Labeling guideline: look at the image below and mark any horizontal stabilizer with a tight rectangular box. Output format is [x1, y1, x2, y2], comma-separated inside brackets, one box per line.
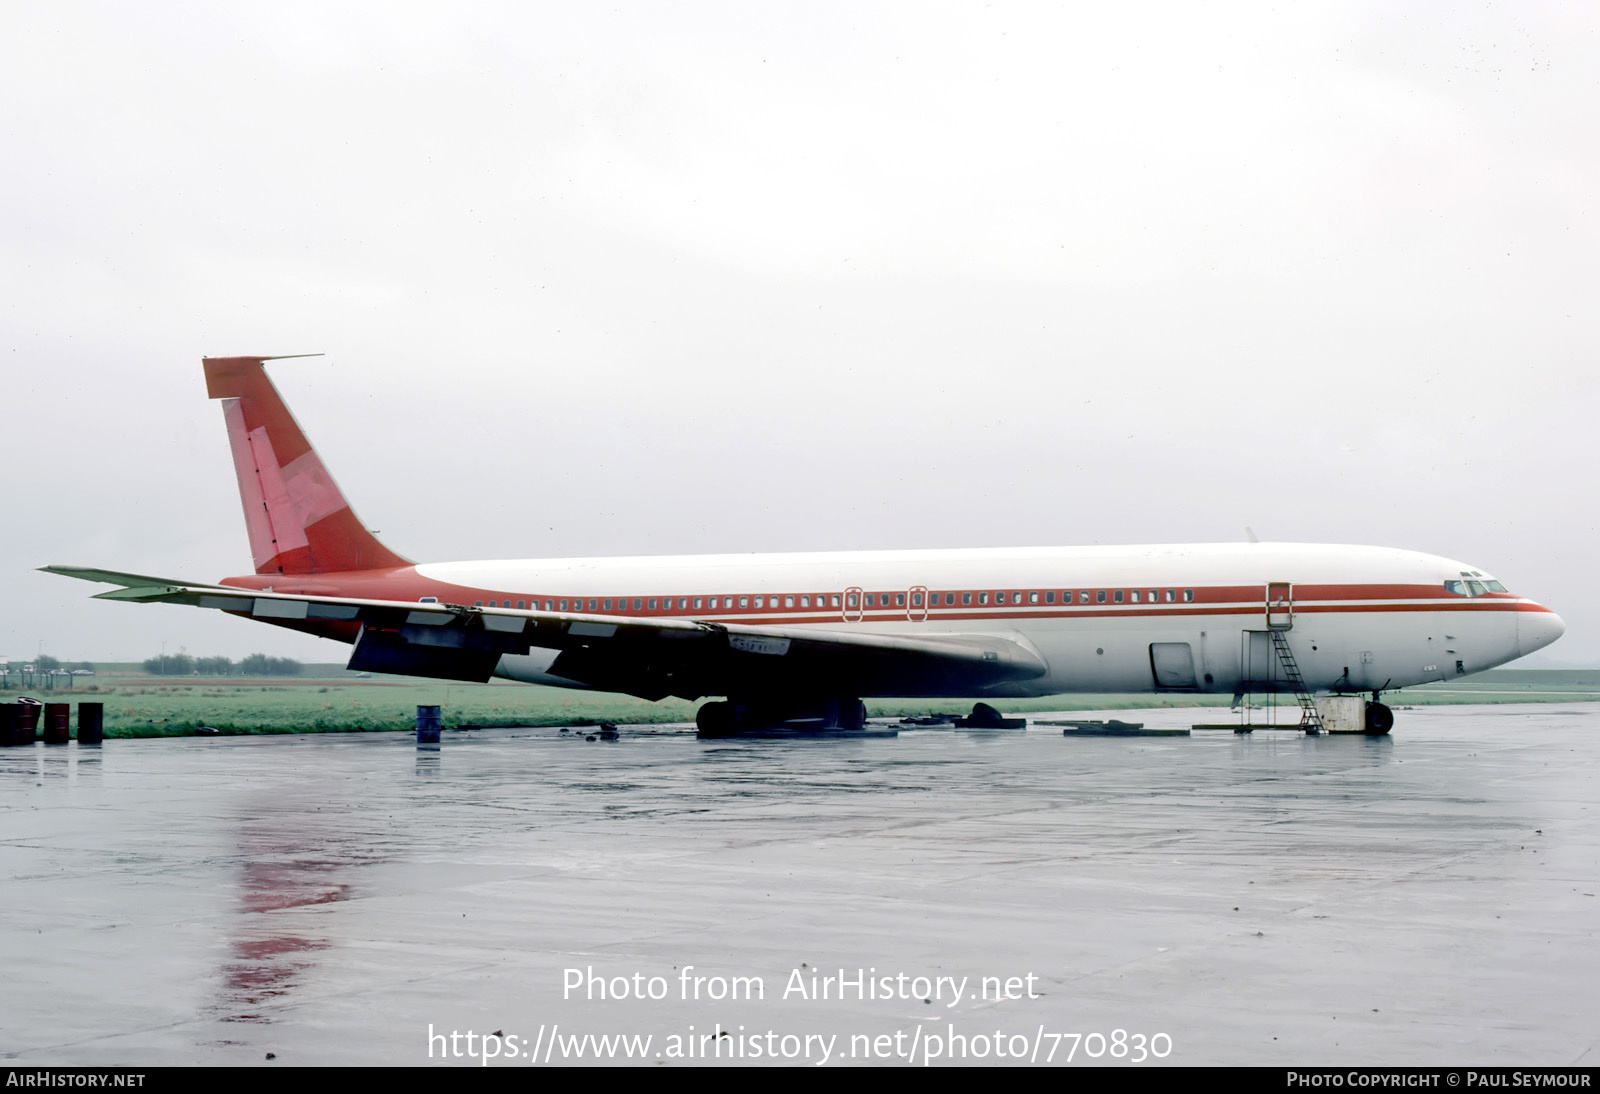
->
[39, 565, 234, 591]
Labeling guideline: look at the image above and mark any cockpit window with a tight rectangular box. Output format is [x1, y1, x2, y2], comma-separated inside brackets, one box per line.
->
[1446, 578, 1507, 597]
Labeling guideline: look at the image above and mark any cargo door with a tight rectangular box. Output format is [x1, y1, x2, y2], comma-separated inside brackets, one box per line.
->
[1149, 642, 1198, 689]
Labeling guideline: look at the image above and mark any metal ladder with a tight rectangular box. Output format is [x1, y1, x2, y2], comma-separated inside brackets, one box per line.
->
[1270, 630, 1324, 734]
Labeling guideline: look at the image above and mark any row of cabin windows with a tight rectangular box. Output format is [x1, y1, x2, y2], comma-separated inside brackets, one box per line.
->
[467, 589, 1197, 612]
[472, 595, 847, 611]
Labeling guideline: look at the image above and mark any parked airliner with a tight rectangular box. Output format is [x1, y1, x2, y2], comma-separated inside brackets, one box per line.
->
[45, 356, 1564, 734]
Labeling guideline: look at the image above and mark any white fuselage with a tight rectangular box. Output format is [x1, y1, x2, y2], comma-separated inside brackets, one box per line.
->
[403, 542, 1562, 698]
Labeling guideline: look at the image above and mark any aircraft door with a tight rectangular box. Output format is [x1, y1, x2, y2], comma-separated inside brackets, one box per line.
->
[843, 587, 863, 623]
[1266, 582, 1293, 630]
[1149, 642, 1198, 689]
[1242, 630, 1274, 687]
[908, 586, 928, 622]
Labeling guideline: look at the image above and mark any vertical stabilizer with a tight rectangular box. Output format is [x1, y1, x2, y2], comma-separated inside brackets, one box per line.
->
[203, 356, 410, 575]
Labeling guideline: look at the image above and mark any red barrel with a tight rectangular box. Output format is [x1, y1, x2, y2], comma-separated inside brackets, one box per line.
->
[43, 703, 71, 744]
[8, 699, 42, 745]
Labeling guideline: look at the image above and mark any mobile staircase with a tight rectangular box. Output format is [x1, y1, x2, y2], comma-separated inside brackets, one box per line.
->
[1269, 629, 1324, 734]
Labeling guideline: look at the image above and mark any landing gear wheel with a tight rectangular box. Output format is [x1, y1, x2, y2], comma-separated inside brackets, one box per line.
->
[1364, 701, 1393, 735]
[696, 701, 734, 737]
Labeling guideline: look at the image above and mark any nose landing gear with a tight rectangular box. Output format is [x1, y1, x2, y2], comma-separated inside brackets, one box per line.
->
[1364, 701, 1394, 735]
[1365, 685, 1393, 735]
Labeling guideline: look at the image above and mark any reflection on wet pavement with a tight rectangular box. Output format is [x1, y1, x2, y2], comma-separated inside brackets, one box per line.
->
[0, 706, 1595, 1065]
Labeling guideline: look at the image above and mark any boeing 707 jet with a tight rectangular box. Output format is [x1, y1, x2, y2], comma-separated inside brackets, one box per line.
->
[44, 356, 1565, 734]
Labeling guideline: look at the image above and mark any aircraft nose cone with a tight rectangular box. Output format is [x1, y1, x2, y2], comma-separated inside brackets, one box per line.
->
[1518, 607, 1566, 657]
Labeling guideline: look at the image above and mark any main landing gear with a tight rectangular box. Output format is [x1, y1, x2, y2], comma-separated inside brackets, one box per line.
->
[695, 696, 868, 737]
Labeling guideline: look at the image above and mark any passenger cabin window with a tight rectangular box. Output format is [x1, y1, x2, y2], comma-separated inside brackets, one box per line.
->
[896, 593, 906, 606]
[1045, 591, 1055, 604]
[1096, 591, 1106, 603]
[979, 593, 989, 605]
[739, 596, 749, 608]
[1183, 590, 1194, 602]
[1114, 591, 1124, 603]
[1080, 591, 1090, 604]
[962, 592, 972, 605]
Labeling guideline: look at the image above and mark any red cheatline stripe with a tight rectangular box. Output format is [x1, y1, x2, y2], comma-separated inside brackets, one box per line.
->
[225, 570, 1548, 622]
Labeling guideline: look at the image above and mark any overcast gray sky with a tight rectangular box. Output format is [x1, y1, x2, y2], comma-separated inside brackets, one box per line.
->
[3, 1, 1595, 667]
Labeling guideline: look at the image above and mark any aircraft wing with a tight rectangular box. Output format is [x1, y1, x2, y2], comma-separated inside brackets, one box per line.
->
[41, 567, 1048, 700]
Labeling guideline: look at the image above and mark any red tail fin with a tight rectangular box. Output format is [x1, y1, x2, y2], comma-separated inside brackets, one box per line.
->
[204, 356, 410, 576]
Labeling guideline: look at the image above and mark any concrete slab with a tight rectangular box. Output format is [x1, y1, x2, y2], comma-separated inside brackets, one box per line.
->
[1, 704, 1596, 1066]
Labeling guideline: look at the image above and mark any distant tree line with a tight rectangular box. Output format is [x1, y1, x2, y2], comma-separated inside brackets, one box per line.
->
[141, 653, 302, 676]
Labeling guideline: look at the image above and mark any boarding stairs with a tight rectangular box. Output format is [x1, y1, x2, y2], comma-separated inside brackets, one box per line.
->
[1269, 630, 1324, 734]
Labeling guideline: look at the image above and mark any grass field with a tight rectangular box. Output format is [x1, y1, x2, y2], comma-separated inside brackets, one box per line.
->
[3, 668, 1596, 739]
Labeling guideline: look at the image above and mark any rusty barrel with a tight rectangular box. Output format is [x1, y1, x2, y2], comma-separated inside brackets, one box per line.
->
[43, 703, 71, 744]
[6, 700, 42, 745]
